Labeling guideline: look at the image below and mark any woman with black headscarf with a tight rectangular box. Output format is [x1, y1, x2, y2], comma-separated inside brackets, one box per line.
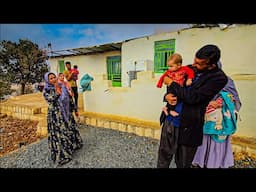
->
[192, 61, 242, 168]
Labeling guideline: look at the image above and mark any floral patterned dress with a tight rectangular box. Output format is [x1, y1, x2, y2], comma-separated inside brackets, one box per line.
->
[43, 86, 83, 165]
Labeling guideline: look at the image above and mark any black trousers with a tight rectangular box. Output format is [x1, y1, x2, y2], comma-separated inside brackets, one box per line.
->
[72, 86, 78, 108]
[157, 119, 198, 168]
[175, 144, 197, 168]
[157, 120, 179, 168]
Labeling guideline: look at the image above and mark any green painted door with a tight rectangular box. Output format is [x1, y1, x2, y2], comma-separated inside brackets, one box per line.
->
[107, 56, 122, 87]
[154, 39, 175, 73]
[58, 60, 65, 73]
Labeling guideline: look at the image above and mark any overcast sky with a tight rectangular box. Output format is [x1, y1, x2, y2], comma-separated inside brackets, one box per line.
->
[0, 24, 190, 51]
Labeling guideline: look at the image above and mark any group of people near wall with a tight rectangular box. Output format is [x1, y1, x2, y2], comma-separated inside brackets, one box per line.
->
[43, 44, 241, 168]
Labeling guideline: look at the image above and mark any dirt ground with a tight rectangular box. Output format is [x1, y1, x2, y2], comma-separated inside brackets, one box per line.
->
[0, 115, 40, 157]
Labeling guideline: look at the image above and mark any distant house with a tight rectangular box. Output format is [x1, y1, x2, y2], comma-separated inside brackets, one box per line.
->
[49, 24, 256, 137]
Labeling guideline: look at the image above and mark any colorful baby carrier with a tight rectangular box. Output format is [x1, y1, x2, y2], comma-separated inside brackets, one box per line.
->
[203, 90, 237, 142]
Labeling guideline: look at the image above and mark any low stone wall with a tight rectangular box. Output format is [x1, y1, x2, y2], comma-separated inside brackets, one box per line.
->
[0, 103, 48, 138]
[79, 111, 161, 140]
[0, 93, 84, 138]
[1, 94, 256, 156]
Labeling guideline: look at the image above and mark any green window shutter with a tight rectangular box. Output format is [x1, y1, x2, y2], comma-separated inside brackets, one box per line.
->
[154, 39, 175, 73]
[58, 60, 65, 73]
[107, 56, 122, 87]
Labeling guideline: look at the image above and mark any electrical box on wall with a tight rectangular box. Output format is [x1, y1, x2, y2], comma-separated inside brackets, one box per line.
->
[134, 60, 153, 71]
[126, 60, 153, 87]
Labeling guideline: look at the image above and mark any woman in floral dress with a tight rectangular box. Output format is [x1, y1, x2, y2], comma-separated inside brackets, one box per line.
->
[43, 72, 83, 165]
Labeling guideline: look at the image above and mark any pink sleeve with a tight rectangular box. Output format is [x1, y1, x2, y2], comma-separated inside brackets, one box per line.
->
[215, 97, 223, 106]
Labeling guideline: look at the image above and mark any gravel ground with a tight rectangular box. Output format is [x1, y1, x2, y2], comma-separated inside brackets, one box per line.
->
[1, 124, 255, 168]
[233, 152, 256, 168]
[0, 125, 177, 168]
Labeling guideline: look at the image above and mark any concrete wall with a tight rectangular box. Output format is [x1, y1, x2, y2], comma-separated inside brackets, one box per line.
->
[121, 25, 256, 84]
[83, 71, 165, 122]
[231, 75, 256, 137]
[49, 50, 121, 89]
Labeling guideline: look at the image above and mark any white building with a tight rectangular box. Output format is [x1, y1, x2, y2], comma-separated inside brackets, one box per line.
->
[49, 24, 256, 137]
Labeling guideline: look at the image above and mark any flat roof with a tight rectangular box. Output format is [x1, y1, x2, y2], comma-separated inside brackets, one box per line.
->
[49, 41, 122, 58]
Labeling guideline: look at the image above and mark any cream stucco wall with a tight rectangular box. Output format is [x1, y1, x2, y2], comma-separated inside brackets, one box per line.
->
[122, 25, 256, 83]
[231, 76, 256, 137]
[49, 50, 121, 88]
[173, 25, 256, 76]
[83, 71, 165, 122]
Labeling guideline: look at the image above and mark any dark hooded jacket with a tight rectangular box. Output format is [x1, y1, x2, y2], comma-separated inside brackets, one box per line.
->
[167, 65, 228, 147]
